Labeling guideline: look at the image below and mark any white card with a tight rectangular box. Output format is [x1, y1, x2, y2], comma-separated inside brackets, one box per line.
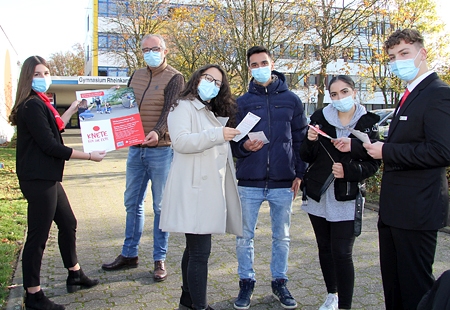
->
[348, 128, 371, 144]
[233, 112, 261, 142]
[248, 131, 269, 144]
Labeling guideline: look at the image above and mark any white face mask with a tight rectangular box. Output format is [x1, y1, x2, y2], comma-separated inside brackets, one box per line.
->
[332, 96, 355, 112]
[389, 49, 422, 81]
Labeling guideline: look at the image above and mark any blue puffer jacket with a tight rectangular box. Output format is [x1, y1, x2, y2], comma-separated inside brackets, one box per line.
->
[231, 71, 308, 188]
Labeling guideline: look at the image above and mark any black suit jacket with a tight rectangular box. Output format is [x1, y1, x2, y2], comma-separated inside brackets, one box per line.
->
[16, 96, 72, 181]
[380, 72, 450, 230]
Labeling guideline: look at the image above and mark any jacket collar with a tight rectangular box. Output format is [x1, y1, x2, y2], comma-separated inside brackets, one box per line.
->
[248, 70, 288, 95]
[388, 72, 439, 141]
[146, 58, 168, 76]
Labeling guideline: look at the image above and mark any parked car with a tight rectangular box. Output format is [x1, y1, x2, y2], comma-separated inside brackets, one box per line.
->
[371, 108, 394, 140]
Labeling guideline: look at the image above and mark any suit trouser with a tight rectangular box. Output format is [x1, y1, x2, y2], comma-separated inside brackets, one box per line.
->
[378, 218, 437, 310]
[20, 180, 78, 288]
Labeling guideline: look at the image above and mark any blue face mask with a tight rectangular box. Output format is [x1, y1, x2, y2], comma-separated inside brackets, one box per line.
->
[198, 79, 220, 101]
[144, 51, 162, 67]
[32, 77, 52, 93]
[332, 96, 355, 112]
[389, 49, 422, 81]
[251, 66, 272, 84]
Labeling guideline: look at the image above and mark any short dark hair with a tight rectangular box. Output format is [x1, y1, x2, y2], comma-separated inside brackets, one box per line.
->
[384, 29, 424, 53]
[328, 75, 356, 91]
[246, 46, 271, 65]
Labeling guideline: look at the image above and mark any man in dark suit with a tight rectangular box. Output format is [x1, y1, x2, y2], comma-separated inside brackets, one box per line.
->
[364, 29, 450, 310]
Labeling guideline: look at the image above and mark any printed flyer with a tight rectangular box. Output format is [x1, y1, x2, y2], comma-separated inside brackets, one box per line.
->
[75, 87, 145, 153]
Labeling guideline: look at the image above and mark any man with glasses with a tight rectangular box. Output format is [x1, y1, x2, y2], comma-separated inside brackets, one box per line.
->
[101, 34, 184, 282]
[231, 46, 307, 309]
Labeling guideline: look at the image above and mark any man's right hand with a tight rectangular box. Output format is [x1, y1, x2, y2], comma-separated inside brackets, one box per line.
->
[243, 138, 264, 152]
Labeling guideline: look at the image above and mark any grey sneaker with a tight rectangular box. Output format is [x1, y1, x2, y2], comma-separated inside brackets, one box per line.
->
[234, 279, 255, 309]
[271, 278, 297, 309]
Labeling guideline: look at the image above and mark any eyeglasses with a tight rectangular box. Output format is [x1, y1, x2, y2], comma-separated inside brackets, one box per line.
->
[142, 46, 162, 53]
[201, 73, 222, 88]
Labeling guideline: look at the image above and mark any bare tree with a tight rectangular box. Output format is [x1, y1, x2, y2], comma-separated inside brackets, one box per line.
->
[358, 0, 448, 107]
[98, 0, 170, 73]
[302, 0, 378, 109]
[47, 43, 85, 76]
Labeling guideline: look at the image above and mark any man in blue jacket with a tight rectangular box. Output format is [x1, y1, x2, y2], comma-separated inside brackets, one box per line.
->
[231, 46, 307, 310]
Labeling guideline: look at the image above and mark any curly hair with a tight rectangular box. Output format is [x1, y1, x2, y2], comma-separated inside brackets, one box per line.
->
[173, 64, 237, 127]
[384, 29, 424, 53]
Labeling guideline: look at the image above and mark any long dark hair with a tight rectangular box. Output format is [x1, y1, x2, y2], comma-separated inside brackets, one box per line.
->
[173, 64, 237, 127]
[9, 56, 48, 125]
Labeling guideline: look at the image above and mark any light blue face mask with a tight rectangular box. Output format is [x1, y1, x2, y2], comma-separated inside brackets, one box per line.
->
[332, 96, 355, 112]
[389, 49, 422, 81]
[32, 77, 52, 93]
[251, 66, 272, 84]
[144, 51, 162, 67]
[198, 79, 220, 101]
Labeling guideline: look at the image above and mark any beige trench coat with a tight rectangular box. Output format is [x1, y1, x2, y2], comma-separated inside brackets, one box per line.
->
[159, 98, 243, 236]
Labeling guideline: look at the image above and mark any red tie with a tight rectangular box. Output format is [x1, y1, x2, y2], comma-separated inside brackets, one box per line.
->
[399, 89, 410, 108]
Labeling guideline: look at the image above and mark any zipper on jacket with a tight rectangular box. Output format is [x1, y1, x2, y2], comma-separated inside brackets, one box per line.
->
[138, 70, 153, 111]
[346, 182, 350, 195]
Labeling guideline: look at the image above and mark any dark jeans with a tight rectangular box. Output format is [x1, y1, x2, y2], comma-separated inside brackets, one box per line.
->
[181, 234, 212, 309]
[20, 180, 78, 288]
[309, 214, 356, 309]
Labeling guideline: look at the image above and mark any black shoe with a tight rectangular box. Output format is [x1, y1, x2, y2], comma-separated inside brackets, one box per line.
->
[66, 269, 99, 293]
[25, 289, 65, 310]
[101, 254, 138, 271]
[271, 278, 297, 309]
[234, 279, 255, 309]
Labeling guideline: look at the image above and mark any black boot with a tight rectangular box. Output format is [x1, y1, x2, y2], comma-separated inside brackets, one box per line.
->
[25, 289, 65, 310]
[66, 268, 99, 293]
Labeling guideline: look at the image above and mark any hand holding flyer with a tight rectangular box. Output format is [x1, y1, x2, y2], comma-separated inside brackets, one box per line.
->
[233, 112, 261, 142]
[308, 124, 333, 139]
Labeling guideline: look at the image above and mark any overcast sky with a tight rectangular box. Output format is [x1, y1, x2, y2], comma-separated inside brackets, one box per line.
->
[0, 0, 449, 64]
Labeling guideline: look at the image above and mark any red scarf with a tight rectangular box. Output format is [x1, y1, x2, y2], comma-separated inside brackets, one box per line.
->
[36, 92, 65, 132]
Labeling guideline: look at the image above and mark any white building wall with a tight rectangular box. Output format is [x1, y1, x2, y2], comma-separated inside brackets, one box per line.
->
[0, 26, 20, 144]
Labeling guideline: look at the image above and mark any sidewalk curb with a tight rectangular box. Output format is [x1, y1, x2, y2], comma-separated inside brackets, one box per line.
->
[5, 237, 25, 310]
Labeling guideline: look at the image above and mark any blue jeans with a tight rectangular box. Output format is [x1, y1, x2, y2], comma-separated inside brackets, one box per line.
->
[236, 186, 294, 280]
[122, 146, 173, 260]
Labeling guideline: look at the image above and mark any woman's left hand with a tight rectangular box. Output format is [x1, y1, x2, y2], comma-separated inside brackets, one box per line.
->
[332, 163, 344, 178]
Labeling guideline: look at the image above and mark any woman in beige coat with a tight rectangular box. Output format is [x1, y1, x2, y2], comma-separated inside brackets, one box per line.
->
[160, 64, 243, 310]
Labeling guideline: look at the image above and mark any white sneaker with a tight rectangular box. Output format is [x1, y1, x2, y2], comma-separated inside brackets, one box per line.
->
[319, 293, 338, 310]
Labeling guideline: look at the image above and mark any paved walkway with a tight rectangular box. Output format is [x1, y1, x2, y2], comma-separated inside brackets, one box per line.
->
[7, 128, 450, 310]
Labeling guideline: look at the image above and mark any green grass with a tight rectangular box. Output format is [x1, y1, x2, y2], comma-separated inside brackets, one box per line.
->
[0, 148, 27, 309]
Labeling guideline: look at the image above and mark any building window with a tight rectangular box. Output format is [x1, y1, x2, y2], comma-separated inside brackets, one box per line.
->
[98, 66, 129, 76]
[98, 0, 119, 17]
[98, 33, 126, 51]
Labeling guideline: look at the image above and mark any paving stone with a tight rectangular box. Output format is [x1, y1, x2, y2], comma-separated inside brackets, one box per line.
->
[6, 128, 450, 310]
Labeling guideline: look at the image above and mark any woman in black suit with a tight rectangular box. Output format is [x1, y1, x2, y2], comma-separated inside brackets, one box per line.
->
[9, 56, 106, 310]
